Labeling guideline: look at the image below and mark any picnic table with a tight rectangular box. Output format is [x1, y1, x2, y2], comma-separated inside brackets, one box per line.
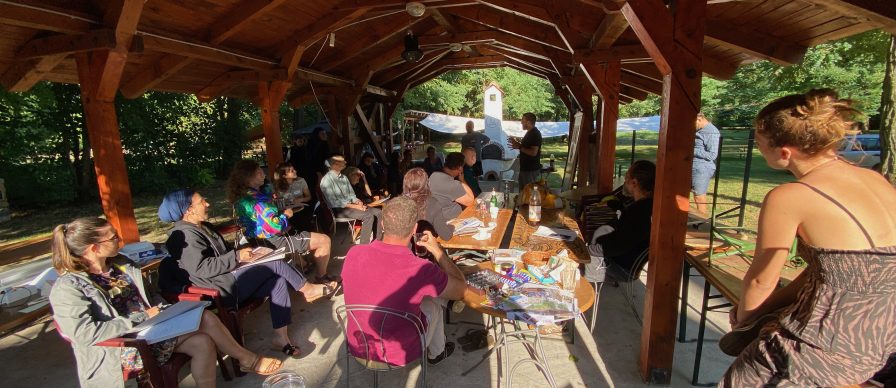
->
[680, 230, 804, 385]
[438, 206, 513, 251]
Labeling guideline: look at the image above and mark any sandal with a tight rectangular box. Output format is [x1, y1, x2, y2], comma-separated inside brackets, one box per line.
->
[240, 354, 283, 375]
[304, 282, 338, 303]
[314, 274, 342, 284]
[270, 343, 302, 359]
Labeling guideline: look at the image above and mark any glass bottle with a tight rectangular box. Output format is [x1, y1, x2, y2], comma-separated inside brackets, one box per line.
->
[528, 184, 541, 225]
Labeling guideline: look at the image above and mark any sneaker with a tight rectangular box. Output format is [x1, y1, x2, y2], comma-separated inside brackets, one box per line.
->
[427, 342, 455, 365]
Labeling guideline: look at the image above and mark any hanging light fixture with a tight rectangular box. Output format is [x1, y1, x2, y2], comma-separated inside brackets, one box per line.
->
[402, 31, 423, 63]
[405, 2, 426, 17]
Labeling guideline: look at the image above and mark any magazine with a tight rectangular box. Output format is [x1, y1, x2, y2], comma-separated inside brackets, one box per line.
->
[127, 300, 210, 344]
[491, 284, 578, 325]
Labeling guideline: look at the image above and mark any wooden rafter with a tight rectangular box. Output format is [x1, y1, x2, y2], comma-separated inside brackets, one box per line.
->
[15, 29, 116, 59]
[374, 49, 452, 85]
[704, 20, 807, 65]
[574, 44, 651, 63]
[444, 5, 570, 52]
[0, 2, 95, 34]
[320, 15, 432, 72]
[1, 54, 67, 92]
[805, 0, 896, 34]
[590, 13, 629, 49]
[121, 0, 283, 98]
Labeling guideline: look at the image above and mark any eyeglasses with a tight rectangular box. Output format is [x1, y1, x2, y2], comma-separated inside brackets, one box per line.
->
[97, 234, 120, 244]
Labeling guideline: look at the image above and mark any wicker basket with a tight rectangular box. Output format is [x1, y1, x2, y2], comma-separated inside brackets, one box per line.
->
[522, 251, 551, 266]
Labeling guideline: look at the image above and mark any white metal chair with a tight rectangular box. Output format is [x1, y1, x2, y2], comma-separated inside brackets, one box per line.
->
[336, 304, 427, 388]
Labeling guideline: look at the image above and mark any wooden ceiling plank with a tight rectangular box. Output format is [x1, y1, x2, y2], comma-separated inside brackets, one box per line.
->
[430, 8, 458, 33]
[16, 29, 116, 59]
[1, 54, 66, 92]
[481, 45, 554, 73]
[0, 3, 95, 34]
[444, 5, 571, 52]
[476, 0, 555, 26]
[378, 49, 452, 85]
[590, 13, 629, 49]
[120, 54, 194, 98]
[141, 34, 273, 70]
[322, 16, 431, 72]
[276, 7, 371, 54]
[329, 22, 442, 75]
[704, 20, 807, 65]
[620, 70, 662, 95]
[208, 0, 289, 44]
[804, 0, 896, 33]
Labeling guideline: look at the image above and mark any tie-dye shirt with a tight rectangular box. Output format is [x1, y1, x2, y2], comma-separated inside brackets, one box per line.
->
[234, 187, 288, 239]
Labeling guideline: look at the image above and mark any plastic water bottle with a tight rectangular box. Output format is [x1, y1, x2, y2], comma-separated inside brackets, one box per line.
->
[528, 184, 541, 225]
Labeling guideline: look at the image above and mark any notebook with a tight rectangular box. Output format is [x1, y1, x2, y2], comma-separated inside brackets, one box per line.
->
[235, 247, 288, 269]
[127, 300, 210, 344]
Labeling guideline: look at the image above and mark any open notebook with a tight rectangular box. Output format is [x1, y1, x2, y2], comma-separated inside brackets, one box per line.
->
[235, 247, 288, 269]
[126, 300, 210, 344]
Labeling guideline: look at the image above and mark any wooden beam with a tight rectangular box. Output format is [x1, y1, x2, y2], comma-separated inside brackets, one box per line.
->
[574, 44, 651, 64]
[0, 3, 95, 34]
[621, 0, 706, 383]
[122, 0, 281, 99]
[566, 74, 595, 186]
[444, 5, 571, 52]
[621, 70, 663, 95]
[704, 20, 807, 65]
[276, 6, 371, 54]
[805, 0, 896, 34]
[197, 69, 288, 102]
[374, 49, 452, 85]
[140, 34, 274, 70]
[590, 13, 629, 49]
[321, 15, 432, 72]
[258, 81, 287, 177]
[208, 0, 289, 43]
[430, 8, 459, 33]
[585, 60, 620, 193]
[1, 54, 66, 92]
[16, 29, 115, 59]
[355, 104, 388, 163]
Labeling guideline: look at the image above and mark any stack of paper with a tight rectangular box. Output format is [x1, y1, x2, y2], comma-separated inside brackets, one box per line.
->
[451, 217, 483, 236]
[532, 226, 578, 241]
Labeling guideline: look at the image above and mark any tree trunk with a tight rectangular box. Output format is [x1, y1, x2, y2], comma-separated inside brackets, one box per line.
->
[880, 34, 896, 184]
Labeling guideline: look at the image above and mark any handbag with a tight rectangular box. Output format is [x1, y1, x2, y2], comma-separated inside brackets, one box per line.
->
[718, 312, 779, 357]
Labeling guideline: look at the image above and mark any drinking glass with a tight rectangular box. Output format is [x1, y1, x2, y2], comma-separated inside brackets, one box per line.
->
[413, 233, 428, 257]
[560, 265, 577, 292]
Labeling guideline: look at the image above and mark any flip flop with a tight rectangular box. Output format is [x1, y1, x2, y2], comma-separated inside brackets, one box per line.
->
[304, 282, 338, 303]
[240, 354, 283, 375]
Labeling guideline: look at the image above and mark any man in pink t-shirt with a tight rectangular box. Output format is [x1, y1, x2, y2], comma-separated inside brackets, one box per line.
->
[342, 196, 467, 367]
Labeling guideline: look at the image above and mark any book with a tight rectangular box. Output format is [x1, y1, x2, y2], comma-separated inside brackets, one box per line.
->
[127, 300, 210, 344]
[532, 226, 578, 241]
[367, 195, 390, 207]
[236, 247, 288, 269]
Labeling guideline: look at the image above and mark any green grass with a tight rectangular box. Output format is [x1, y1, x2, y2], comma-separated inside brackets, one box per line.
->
[442, 130, 794, 231]
[2, 131, 792, 247]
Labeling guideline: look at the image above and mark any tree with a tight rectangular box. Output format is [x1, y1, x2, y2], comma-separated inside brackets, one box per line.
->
[879, 34, 896, 184]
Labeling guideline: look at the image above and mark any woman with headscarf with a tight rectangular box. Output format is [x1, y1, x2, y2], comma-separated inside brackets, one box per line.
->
[159, 189, 336, 358]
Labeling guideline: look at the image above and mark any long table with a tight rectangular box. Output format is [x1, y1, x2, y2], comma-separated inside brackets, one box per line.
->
[508, 208, 590, 264]
[680, 236, 804, 386]
[439, 206, 513, 251]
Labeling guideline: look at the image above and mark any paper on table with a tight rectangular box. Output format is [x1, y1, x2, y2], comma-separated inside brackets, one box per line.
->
[451, 217, 483, 236]
[532, 226, 577, 241]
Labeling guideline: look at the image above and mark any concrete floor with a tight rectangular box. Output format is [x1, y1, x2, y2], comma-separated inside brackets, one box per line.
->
[0, 257, 737, 388]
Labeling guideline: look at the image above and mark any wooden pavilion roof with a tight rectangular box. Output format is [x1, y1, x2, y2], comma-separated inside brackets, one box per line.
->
[1, 0, 894, 106]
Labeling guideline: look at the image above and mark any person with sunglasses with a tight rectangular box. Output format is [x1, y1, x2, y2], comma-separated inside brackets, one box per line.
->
[49, 217, 281, 388]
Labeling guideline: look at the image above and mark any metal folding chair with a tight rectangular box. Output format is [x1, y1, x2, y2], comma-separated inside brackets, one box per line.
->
[336, 304, 427, 388]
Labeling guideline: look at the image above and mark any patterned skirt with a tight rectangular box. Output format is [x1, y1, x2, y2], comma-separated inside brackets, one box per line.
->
[120, 337, 179, 372]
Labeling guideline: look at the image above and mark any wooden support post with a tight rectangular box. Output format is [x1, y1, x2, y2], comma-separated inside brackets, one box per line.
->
[72, 0, 144, 244]
[567, 75, 595, 187]
[257, 81, 287, 177]
[621, 0, 706, 384]
[586, 60, 621, 193]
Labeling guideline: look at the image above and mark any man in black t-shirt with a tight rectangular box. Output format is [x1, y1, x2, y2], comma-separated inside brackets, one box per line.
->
[508, 112, 542, 188]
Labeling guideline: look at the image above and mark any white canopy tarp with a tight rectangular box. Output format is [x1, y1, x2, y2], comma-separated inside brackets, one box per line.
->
[417, 113, 661, 136]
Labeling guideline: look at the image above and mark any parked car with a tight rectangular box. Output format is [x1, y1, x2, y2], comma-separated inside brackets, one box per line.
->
[838, 133, 881, 169]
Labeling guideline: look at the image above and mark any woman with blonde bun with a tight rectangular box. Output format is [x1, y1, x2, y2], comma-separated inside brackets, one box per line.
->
[722, 89, 896, 386]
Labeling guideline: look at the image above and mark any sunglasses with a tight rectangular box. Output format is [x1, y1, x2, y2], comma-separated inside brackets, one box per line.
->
[97, 233, 120, 244]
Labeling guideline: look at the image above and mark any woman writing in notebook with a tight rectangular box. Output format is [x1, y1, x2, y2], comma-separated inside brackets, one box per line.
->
[722, 89, 896, 386]
[49, 217, 281, 388]
[160, 189, 336, 358]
